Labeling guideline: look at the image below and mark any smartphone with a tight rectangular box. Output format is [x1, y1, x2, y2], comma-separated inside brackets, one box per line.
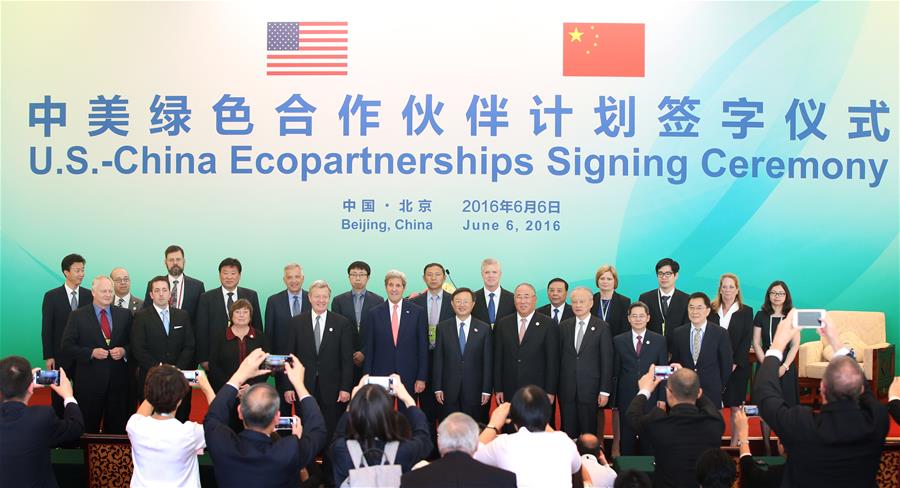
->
[743, 405, 759, 416]
[275, 416, 295, 430]
[181, 370, 199, 384]
[366, 376, 394, 394]
[33, 369, 60, 386]
[654, 365, 674, 380]
[793, 309, 826, 328]
[264, 355, 291, 372]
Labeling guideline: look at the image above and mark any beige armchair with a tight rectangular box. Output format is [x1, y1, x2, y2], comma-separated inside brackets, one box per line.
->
[798, 311, 895, 400]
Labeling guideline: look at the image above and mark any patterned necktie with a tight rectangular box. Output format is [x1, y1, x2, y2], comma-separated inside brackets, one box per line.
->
[518, 317, 527, 344]
[161, 308, 170, 335]
[70, 291, 78, 311]
[459, 322, 467, 355]
[170, 280, 179, 308]
[291, 295, 301, 316]
[692, 327, 702, 364]
[635, 335, 643, 356]
[117, 297, 125, 308]
[226, 292, 235, 314]
[488, 293, 497, 324]
[100, 309, 112, 346]
[314, 315, 322, 352]
[575, 320, 586, 352]
[391, 303, 400, 346]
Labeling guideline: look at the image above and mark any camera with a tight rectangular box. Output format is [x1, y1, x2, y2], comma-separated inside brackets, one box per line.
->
[366, 376, 394, 394]
[793, 309, 826, 329]
[33, 370, 60, 386]
[654, 365, 675, 380]
[743, 405, 759, 416]
[275, 416, 296, 430]
[264, 355, 291, 373]
[181, 370, 199, 384]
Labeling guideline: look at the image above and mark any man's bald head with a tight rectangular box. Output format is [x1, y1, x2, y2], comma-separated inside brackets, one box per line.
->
[667, 368, 701, 404]
[822, 355, 865, 404]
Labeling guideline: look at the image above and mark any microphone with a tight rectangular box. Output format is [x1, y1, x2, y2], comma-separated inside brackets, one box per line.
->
[444, 268, 458, 289]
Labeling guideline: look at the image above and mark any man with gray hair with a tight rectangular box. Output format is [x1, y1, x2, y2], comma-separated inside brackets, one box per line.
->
[472, 258, 515, 328]
[264, 263, 311, 416]
[754, 313, 888, 488]
[400, 413, 516, 487]
[205, 348, 326, 487]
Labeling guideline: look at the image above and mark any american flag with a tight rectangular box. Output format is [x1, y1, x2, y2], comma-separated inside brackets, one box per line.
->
[267, 22, 348, 76]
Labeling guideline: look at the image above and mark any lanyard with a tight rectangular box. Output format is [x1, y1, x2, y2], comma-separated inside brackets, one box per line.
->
[599, 296, 612, 322]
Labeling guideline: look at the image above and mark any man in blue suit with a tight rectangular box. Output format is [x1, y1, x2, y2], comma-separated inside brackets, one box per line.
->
[670, 292, 733, 409]
[363, 269, 428, 408]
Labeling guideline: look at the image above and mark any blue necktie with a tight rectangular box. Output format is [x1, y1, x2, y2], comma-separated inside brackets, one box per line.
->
[488, 293, 496, 324]
[291, 295, 301, 316]
[459, 322, 466, 354]
[161, 309, 170, 335]
[553, 308, 560, 324]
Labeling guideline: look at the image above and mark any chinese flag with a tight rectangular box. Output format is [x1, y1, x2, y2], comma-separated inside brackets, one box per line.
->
[563, 23, 644, 77]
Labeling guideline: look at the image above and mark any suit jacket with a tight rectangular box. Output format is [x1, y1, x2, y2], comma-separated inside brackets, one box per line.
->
[472, 287, 515, 327]
[590, 292, 631, 337]
[114, 295, 143, 315]
[42, 285, 93, 368]
[331, 289, 384, 352]
[707, 304, 753, 369]
[753, 355, 888, 488]
[0, 401, 84, 488]
[612, 330, 668, 409]
[626, 393, 724, 488]
[142, 274, 205, 325]
[195, 286, 263, 363]
[130, 306, 195, 373]
[537, 303, 574, 325]
[670, 322, 733, 407]
[400, 451, 517, 488]
[558, 316, 613, 403]
[638, 288, 689, 347]
[493, 312, 559, 398]
[61, 304, 133, 394]
[432, 317, 492, 405]
[204, 384, 326, 488]
[363, 299, 428, 392]
[278, 312, 354, 403]
[740, 455, 784, 488]
[208, 327, 270, 392]
[264, 289, 310, 355]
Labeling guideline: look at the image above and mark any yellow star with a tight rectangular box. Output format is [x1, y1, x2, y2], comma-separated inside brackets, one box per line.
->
[569, 27, 584, 42]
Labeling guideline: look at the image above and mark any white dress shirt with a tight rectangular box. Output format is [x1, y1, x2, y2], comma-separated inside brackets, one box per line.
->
[126, 414, 206, 488]
[581, 454, 617, 487]
[717, 302, 739, 330]
[483, 287, 503, 309]
[114, 293, 132, 309]
[475, 428, 581, 488]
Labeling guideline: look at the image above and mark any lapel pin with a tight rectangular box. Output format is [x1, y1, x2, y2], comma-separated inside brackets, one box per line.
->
[535, 322, 541, 326]
[329, 328, 333, 332]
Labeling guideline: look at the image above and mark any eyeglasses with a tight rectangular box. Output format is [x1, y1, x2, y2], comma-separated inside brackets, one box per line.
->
[657, 271, 674, 277]
[349, 273, 368, 278]
[628, 314, 647, 319]
[112, 277, 130, 284]
[769, 291, 786, 297]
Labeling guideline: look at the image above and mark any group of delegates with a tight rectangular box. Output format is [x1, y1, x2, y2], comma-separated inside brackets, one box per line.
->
[16, 244, 898, 487]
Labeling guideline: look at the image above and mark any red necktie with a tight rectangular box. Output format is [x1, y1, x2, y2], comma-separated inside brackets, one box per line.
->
[100, 309, 112, 345]
[635, 335, 643, 356]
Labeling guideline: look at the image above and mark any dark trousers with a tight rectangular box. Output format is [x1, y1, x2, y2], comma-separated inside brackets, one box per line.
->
[617, 406, 655, 456]
[77, 384, 129, 434]
[560, 400, 601, 439]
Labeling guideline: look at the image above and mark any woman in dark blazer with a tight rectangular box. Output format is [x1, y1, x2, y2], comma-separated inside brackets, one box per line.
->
[331, 374, 432, 486]
[708, 273, 753, 447]
[208, 299, 269, 430]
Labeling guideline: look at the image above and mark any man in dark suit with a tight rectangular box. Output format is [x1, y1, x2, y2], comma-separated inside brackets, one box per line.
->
[626, 365, 724, 488]
[638, 257, 689, 348]
[280, 280, 353, 437]
[433, 288, 492, 423]
[41, 253, 93, 418]
[331, 260, 385, 381]
[363, 270, 428, 406]
[889, 377, 900, 424]
[670, 292, 733, 408]
[410, 263, 454, 452]
[754, 313, 889, 488]
[612, 301, 668, 455]
[0, 356, 84, 488]
[131, 276, 195, 421]
[264, 262, 310, 416]
[61, 275, 133, 434]
[205, 348, 326, 488]
[472, 258, 515, 328]
[536, 277, 575, 325]
[142, 244, 205, 326]
[400, 412, 516, 488]
[493, 283, 559, 406]
[558, 287, 613, 438]
[110, 267, 143, 314]
[195, 257, 262, 369]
